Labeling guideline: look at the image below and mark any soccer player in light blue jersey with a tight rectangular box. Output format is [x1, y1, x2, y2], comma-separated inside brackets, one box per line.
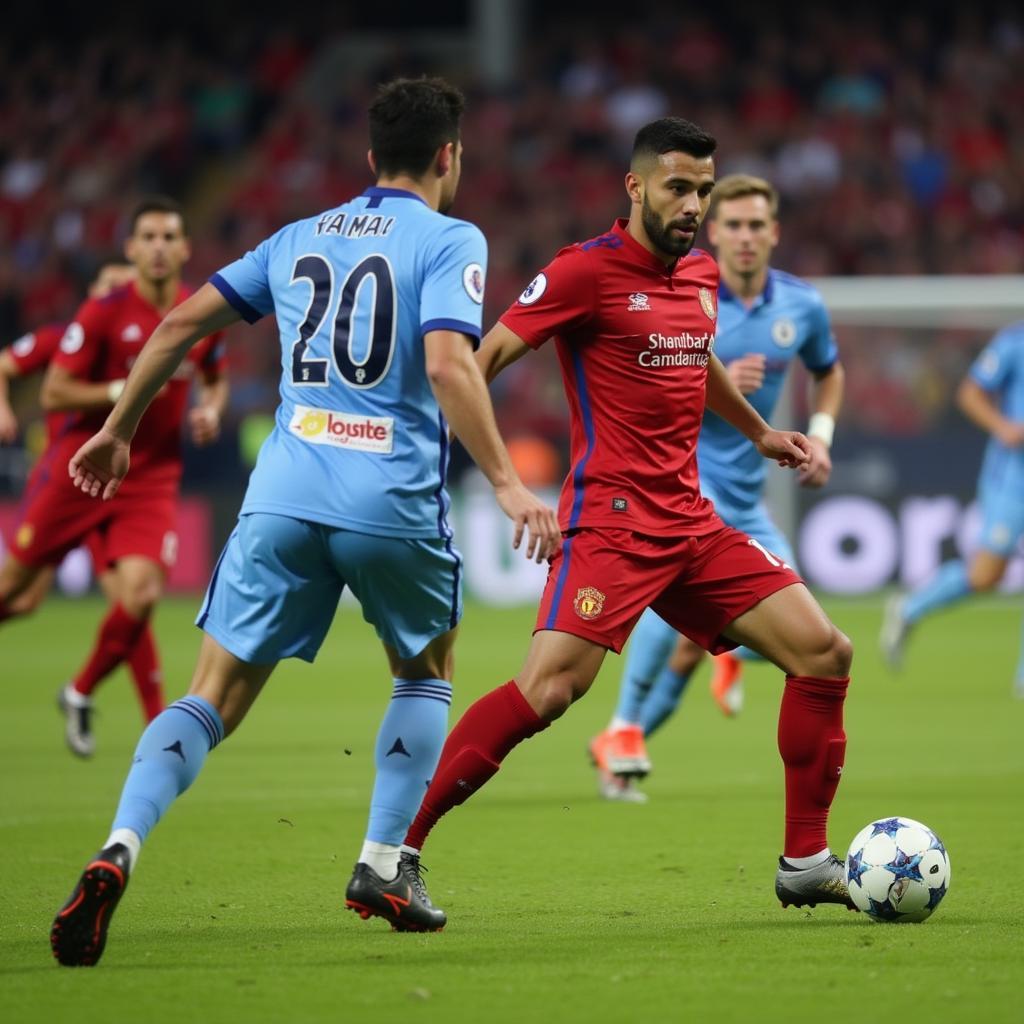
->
[881, 322, 1024, 696]
[50, 77, 560, 966]
[588, 174, 845, 801]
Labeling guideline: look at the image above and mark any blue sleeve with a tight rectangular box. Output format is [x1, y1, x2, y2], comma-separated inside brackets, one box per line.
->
[420, 220, 487, 347]
[969, 330, 1016, 393]
[799, 295, 839, 373]
[209, 236, 274, 324]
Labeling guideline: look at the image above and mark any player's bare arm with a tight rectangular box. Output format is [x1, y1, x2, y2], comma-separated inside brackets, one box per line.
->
[704, 352, 810, 468]
[800, 359, 845, 488]
[188, 374, 230, 447]
[0, 349, 18, 442]
[424, 327, 560, 562]
[725, 352, 766, 395]
[40, 363, 128, 415]
[69, 284, 240, 500]
[956, 375, 1024, 448]
[475, 321, 533, 384]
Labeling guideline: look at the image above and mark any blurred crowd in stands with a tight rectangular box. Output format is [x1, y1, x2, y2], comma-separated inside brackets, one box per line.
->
[1, 3, 1022, 481]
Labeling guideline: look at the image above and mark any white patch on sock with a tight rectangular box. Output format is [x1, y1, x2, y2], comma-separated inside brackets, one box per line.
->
[783, 848, 831, 870]
[105, 828, 142, 872]
[609, 716, 638, 731]
[63, 684, 91, 707]
[359, 840, 400, 879]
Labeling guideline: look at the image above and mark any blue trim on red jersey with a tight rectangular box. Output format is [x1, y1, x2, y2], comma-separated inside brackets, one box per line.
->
[209, 272, 263, 324]
[544, 348, 596, 629]
[361, 187, 429, 207]
[422, 317, 481, 348]
[567, 348, 597, 528]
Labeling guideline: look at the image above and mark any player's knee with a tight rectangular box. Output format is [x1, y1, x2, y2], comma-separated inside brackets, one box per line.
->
[669, 636, 704, 675]
[968, 563, 1003, 592]
[519, 669, 589, 722]
[828, 628, 854, 677]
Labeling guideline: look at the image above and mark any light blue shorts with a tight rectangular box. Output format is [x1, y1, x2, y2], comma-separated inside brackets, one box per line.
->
[196, 513, 462, 664]
[977, 480, 1024, 557]
[701, 479, 797, 569]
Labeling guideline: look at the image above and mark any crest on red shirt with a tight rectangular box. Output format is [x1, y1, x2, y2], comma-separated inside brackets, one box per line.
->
[573, 586, 606, 620]
[698, 287, 717, 321]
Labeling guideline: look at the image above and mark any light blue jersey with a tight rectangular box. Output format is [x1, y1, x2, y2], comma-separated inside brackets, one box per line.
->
[210, 186, 487, 538]
[968, 323, 1024, 555]
[699, 270, 838, 510]
[970, 322, 1024, 496]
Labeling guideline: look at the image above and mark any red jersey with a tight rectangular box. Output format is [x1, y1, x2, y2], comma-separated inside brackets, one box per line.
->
[52, 282, 226, 486]
[500, 219, 721, 537]
[7, 322, 69, 442]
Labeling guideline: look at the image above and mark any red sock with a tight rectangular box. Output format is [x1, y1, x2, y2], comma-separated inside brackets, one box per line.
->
[404, 680, 547, 851]
[777, 675, 849, 859]
[127, 624, 165, 721]
[72, 604, 149, 697]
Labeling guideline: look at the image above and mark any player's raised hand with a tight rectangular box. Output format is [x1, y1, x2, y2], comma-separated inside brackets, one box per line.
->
[726, 353, 766, 395]
[188, 405, 221, 446]
[995, 420, 1024, 448]
[494, 480, 562, 563]
[0, 403, 17, 443]
[798, 435, 833, 487]
[755, 428, 811, 469]
[68, 427, 131, 500]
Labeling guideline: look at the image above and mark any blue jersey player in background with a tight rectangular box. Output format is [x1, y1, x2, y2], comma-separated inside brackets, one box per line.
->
[51, 77, 560, 966]
[881, 321, 1024, 697]
[588, 174, 845, 802]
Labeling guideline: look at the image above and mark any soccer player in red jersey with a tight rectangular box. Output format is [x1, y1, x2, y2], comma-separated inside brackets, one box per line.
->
[0, 200, 228, 756]
[400, 118, 856, 916]
[0, 263, 170, 726]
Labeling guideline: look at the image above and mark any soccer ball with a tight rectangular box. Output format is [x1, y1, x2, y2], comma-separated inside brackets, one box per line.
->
[845, 816, 951, 922]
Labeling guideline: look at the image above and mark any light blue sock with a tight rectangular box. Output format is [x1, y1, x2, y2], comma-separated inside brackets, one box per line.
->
[904, 561, 972, 625]
[111, 696, 225, 843]
[614, 609, 679, 723]
[365, 678, 451, 845]
[639, 665, 693, 737]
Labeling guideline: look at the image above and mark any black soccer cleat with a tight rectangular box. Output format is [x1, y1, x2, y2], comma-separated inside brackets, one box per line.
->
[775, 854, 858, 911]
[50, 843, 131, 966]
[345, 851, 446, 932]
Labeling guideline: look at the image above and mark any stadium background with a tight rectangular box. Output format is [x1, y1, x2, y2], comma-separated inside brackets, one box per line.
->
[2, 0, 1023, 599]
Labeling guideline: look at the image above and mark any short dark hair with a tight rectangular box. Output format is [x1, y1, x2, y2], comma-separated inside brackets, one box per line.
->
[128, 195, 188, 235]
[631, 117, 717, 169]
[709, 173, 779, 219]
[368, 76, 465, 178]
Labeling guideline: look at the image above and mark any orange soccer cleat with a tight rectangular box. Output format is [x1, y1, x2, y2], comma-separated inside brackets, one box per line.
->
[710, 652, 744, 717]
[588, 724, 651, 779]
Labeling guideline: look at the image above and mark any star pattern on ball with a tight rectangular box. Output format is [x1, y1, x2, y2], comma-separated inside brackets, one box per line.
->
[847, 848, 869, 888]
[885, 847, 924, 882]
[926, 880, 948, 911]
[867, 895, 901, 921]
[869, 817, 904, 839]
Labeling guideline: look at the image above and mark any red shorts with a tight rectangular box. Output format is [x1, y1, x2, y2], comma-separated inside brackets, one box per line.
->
[7, 448, 178, 572]
[535, 525, 802, 654]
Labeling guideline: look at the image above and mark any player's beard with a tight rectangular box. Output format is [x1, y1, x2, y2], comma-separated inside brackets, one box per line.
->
[641, 195, 697, 259]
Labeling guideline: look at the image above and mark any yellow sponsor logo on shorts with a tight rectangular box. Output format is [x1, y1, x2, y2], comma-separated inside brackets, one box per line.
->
[15, 523, 34, 549]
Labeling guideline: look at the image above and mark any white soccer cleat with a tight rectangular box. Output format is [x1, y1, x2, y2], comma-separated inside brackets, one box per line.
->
[879, 593, 911, 671]
[596, 768, 649, 804]
[57, 685, 95, 758]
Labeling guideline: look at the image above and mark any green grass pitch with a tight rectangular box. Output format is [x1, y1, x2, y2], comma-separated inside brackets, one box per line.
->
[3, 594, 1022, 1023]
